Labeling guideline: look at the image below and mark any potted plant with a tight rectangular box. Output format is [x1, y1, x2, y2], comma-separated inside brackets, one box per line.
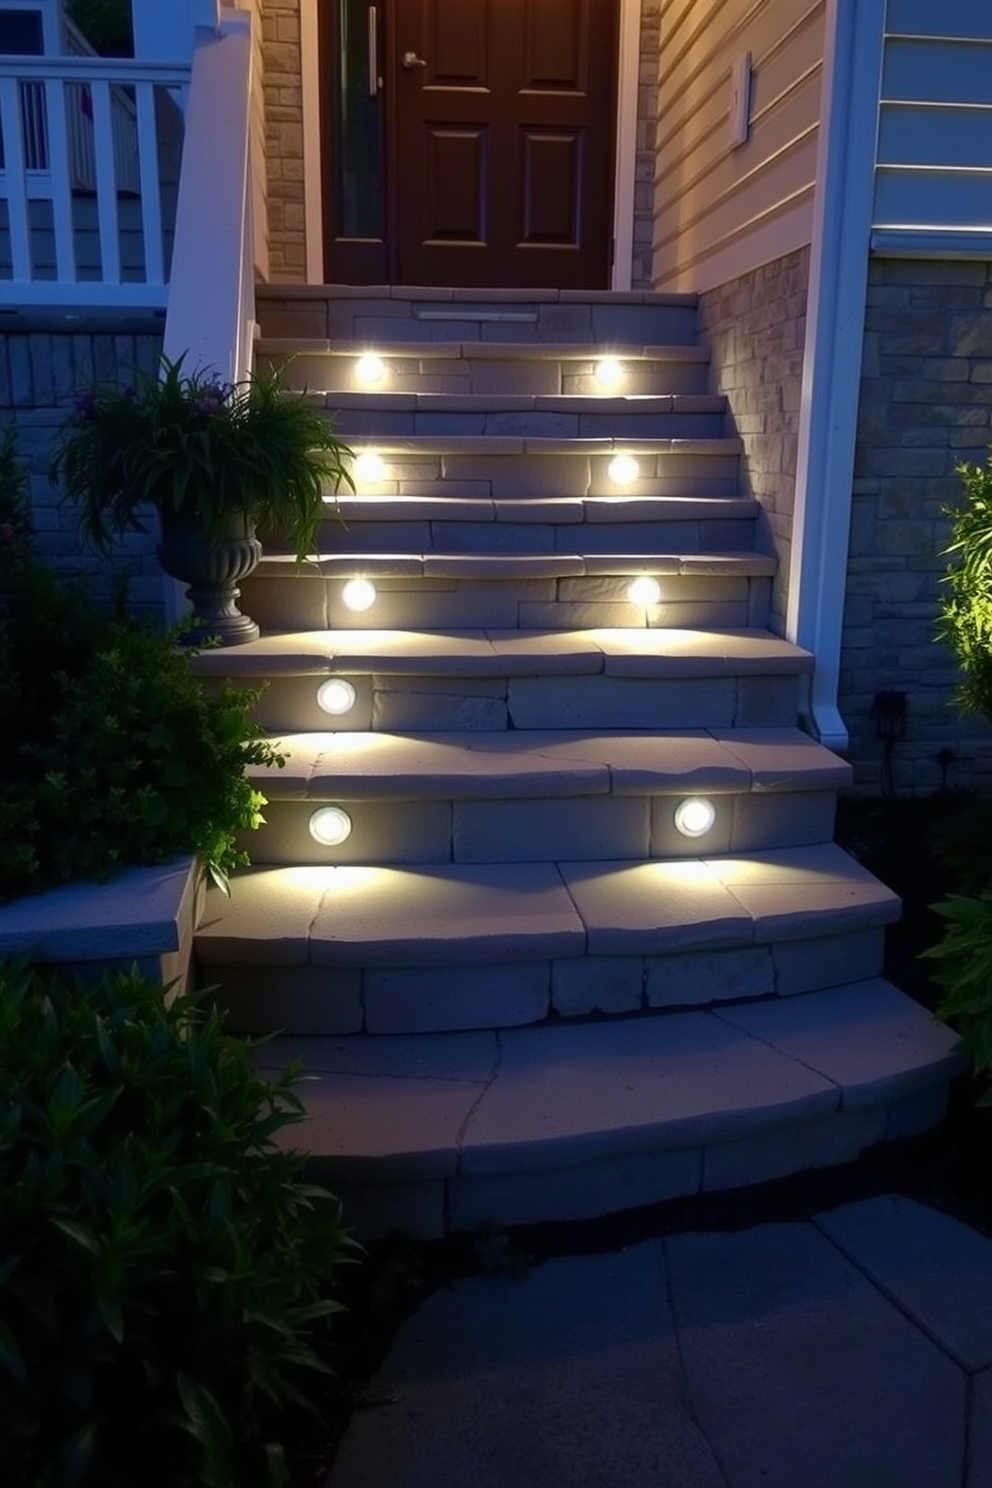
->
[50, 354, 354, 644]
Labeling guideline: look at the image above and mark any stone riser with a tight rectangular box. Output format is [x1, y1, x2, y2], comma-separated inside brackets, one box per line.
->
[309, 514, 759, 556]
[261, 347, 712, 398]
[256, 290, 701, 347]
[202, 924, 888, 1038]
[247, 671, 802, 734]
[242, 573, 772, 634]
[245, 787, 837, 867]
[333, 405, 726, 441]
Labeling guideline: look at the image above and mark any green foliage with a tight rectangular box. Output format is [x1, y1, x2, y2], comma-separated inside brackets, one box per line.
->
[50, 355, 354, 564]
[0, 961, 357, 1488]
[0, 425, 283, 899]
[923, 892, 992, 1105]
[936, 451, 992, 722]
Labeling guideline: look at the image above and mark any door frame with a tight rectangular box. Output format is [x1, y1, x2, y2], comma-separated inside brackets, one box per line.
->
[299, 0, 641, 290]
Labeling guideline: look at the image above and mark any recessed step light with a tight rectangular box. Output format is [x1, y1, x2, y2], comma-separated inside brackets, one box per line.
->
[355, 354, 386, 385]
[627, 575, 662, 606]
[595, 357, 624, 388]
[317, 678, 358, 716]
[674, 797, 717, 838]
[342, 577, 377, 612]
[608, 453, 639, 485]
[308, 806, 353, 846]
[353, 450, 387, 483]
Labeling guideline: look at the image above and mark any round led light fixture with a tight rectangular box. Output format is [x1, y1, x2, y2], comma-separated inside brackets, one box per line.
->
[595, 357, 624, 389]
[355, 354, 386, 385]
[674, 797, 717, 839]
[317, 677, 358, 716]
[309, 805, 353, 846]
[608, 453, 640, 485]
[342, 577, 377, 612]
[353, 449, 387, 483]
[627, 575, 661, 606]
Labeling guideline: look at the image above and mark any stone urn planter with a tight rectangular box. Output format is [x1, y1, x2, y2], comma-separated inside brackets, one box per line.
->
[157, 504, 263, 645]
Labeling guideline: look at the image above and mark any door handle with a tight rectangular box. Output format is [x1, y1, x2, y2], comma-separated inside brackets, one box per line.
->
[368, 6, 379, 96]
[402, 51, 427, 69]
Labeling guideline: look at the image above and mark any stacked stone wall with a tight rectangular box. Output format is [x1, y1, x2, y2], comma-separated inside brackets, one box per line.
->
[260, 0, 306, 282]
[842, 259, 992, 795]
[694, 248, 808, 636]
[0, 330, 166, 616]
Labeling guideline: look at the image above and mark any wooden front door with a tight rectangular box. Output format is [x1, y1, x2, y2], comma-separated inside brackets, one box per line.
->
[320, 0, 619, 289]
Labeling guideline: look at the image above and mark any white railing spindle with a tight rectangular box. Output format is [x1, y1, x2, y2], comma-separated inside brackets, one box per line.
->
[0, 75, 32, 281]
[43, 77, 76, 283]
[89, 79, 120, 285]
[135, 81, 163, 285]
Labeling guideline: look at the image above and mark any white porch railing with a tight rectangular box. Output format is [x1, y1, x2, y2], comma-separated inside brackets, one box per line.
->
[0, 55, 190, 307]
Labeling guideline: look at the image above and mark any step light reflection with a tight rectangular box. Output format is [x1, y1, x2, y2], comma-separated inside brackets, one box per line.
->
[608, 453, 640, 485]
[317, 678, 358, 716]
[674, 797, 717, 839]
[309, 806, 353, 846]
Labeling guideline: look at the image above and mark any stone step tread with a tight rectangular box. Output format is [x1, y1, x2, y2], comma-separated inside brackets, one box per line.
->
[310, 392, 725, 414]
[195, 845, 900, 970]
[251, 727, 851, 800]
[253, 980, 961, 1180]
[314, 495, 758, 524]
[260, 338, 711, 363]
[190, 627, 814, 679]
[258, 551, 777, 579]
[332, 434, 742, 456]
[257, 286, 699, 307]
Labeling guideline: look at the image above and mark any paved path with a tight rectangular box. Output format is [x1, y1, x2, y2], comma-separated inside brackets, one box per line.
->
[330, 1194, 992, 1488]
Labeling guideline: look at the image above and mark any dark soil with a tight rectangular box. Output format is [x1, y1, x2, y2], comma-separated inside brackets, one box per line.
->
[291, 791, 992, 1485]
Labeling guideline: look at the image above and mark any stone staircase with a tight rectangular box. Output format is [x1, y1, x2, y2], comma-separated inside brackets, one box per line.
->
[190, 286, 961, 1239]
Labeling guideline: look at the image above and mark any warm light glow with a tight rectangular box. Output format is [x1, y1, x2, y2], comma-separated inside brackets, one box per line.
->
[608, 453, 640, 485]
[355, 354, 386, 385]
[595, 357, 624, 388]
[317, 678, 358, 716]
[674, 797, 717, 839]
[342, 577, 377, 612]
[627, 575, 662, 606]
[309, 806, 353, 846]
[353, 450, 387, 483]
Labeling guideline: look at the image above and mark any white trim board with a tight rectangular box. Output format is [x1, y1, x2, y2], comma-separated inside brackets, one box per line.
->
[300, 0, 643, 290]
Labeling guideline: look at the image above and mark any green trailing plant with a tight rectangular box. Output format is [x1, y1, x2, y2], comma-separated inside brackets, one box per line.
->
[50, 355, 354, 563]
[0, 430, 283, 899]
[936, 450, 992, 723]
[923, 892, 992, 1105]
[0, 960, 357, 1488]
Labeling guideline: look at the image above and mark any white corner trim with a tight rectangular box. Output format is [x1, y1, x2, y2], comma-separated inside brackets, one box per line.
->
[786, 0, 885, 753]
[301, 0, 323, 284]
[612, 0, 640, 292]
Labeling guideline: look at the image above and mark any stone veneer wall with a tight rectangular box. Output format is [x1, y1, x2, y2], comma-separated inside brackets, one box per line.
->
[631, 0, 658, 291]
[693, 248, 809, 636]
[0, 329, 166, 614]
[260, 0, 305, 281]
[842, 259, 992, 794]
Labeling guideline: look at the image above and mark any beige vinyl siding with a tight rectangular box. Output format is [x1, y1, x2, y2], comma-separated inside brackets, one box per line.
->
[652, 0, 825, 292]
[875, 4, 992, 237]
[236, 0, 269, 281]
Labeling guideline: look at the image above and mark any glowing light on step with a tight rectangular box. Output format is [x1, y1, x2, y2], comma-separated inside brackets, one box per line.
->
[627, 575, 662, 606]
[353, 449, 387, 483]
[674, 797, 717, 839]
[595, 357, 624, 388]
[309, 806, 353, 846]
[355, 354, 386, 385]
[342, 577, 377, 612]
[317, 678, 358, 716]
[608, 453, 640, 485]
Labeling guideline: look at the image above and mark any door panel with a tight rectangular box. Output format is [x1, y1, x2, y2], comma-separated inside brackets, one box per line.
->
[393, 0, 618, 288]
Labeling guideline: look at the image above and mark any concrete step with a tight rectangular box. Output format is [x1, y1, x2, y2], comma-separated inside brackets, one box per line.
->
[249, 980, 963, 1237]
[244, 726, 848, 867]
[194, 843, 900, 1035]
[321, 392, 726, 442]
[258, 339, 712, 396]
[191, 626, 813, 733]
[255, 285, 701, 347]
[242, 553, 775, 633]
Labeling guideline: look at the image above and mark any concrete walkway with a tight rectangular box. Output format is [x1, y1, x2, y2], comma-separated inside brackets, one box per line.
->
[329, 1194, 992, 1488]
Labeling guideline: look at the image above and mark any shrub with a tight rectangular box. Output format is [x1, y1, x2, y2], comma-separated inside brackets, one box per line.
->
[936, 450, 992, 723]
[0, 426, 282, 899]
[0, 961, 356, 1488]
[923, 892, 992, 1105]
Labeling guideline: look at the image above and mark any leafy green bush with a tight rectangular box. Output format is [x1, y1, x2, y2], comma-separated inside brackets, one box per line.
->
[0, 961, 356, 1488]
[936, 451, 992, 722]
[923, 893, 992, 1105]
[0, 425, 282, 899]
